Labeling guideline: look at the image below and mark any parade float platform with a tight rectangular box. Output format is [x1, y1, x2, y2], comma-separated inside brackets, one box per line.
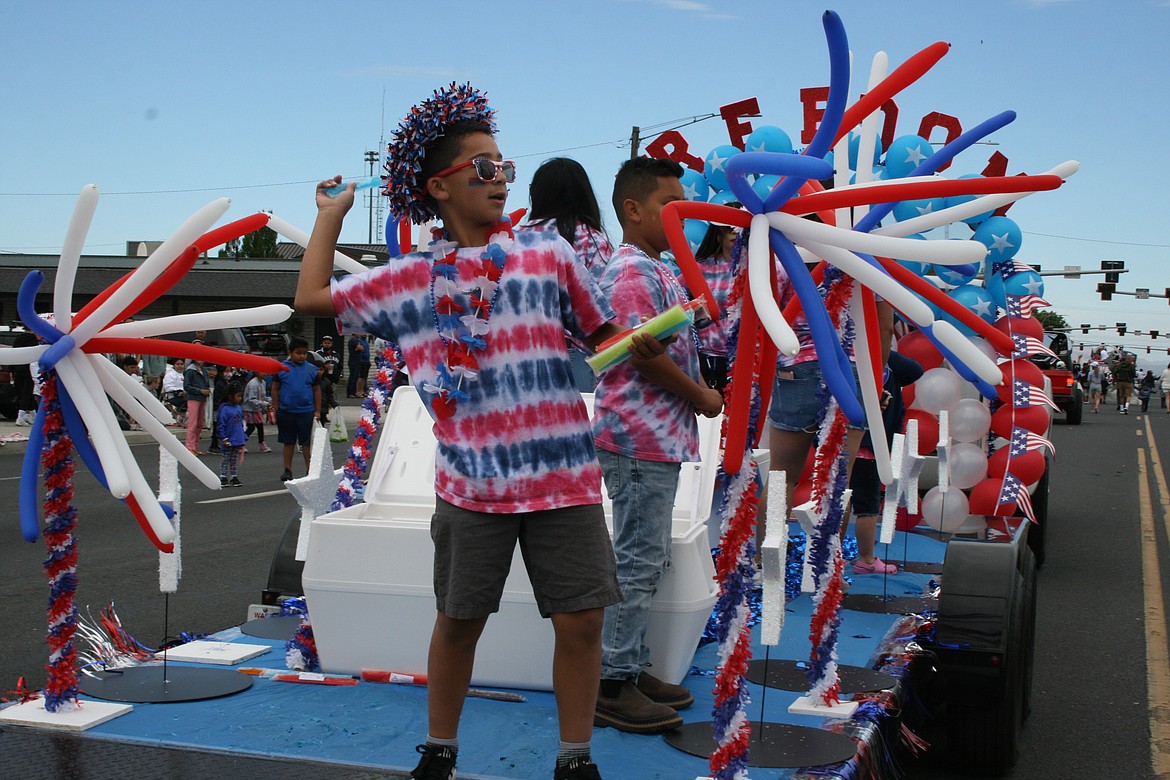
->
[0, 529, 944, 780]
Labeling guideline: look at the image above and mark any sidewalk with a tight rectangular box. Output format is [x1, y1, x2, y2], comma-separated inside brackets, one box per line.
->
[0, 398, 372, 457]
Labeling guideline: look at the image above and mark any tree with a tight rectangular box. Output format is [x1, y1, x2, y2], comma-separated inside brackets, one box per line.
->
[1033, 309, 1068, 331]
[215, 215, 277, 259]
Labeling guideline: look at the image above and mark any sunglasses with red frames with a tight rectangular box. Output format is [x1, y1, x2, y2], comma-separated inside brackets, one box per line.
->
[433, 157, 517, 183]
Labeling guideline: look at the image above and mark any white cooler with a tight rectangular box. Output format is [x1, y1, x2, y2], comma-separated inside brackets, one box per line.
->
[301, 387, 722, 691]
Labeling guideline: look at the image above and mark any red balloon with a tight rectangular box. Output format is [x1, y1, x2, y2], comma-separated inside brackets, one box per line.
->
[986, 448, 1046, 485]
[991, 405, 1049, 438]
[902, 383, 917, 408]
[897, 330, 945, 372]
[903, 408, 939, 454]
[969, 476, 1016, 517]
[791, 479, 813, 510]
[993, 315, 1043, 343]
[995, 359, 1047, 404]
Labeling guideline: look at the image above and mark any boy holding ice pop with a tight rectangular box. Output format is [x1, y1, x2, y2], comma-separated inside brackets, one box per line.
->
[293, 83, 669, 780]
[591, 157, 723, 734]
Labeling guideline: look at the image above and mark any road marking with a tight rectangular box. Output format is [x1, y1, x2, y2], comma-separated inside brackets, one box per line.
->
[1138, 427, 1170, 777]
[198, 488, 288, 505]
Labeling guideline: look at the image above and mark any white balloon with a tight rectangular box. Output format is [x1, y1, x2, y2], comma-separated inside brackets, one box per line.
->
[55, 184, 100, 331]
[748, 212, 799, 357]
[101, 304, 293, 339]
[948, 443, 988, 489]
[916, 367, 965, 414]
[266, 213, 369, 275]
[769, 210, 986, 267]
[949, 398, 992, 443]
[931, 320, 1003, 386]
[921, 486, 970, 533]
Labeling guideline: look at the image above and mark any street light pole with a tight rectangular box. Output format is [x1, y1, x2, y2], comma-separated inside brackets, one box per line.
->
[364, 150, 380, 244]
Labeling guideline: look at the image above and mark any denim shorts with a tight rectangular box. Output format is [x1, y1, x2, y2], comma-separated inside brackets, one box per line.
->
[767, 360, 866, 433]
[848, 457, 881, 516]
[430, 497, 621, 620]
[275, 409, 315, 445]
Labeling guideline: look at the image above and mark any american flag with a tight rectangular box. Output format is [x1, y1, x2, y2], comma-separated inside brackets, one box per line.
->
[1004, 294, 1051, 318]
[998, 472, 1036, 523]
[991, 259, 1038, 279]
[1012, 378, 1061, 411]
[1010, 332, 1059, 360]
[1009, 425, 1055, 457]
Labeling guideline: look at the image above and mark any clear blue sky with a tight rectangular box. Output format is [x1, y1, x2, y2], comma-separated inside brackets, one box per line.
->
[1, 1, 1167, 368]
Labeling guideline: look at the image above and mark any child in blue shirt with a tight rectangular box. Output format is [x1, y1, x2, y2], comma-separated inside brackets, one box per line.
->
[272, 336, 321, 481]
[216, 382, 247, 487]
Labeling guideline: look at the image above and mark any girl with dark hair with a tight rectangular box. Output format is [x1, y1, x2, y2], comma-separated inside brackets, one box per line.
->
[526, 157, 615, 392]
[527, 157, 613, 280]
[689, 207, 741, 393]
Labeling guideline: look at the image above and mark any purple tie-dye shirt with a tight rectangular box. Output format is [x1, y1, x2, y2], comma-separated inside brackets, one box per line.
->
[592, 244, 702, 464]
[332, 228, 614, 514]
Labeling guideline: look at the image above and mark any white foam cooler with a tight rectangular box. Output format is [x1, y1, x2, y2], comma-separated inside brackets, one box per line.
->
[302, 387, 721, 691]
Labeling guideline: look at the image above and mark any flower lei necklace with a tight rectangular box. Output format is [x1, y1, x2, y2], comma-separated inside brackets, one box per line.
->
[425, 218, 513, 420]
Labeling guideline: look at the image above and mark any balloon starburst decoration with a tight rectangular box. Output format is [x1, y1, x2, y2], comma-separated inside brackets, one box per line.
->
[661, 11, 1077, 777]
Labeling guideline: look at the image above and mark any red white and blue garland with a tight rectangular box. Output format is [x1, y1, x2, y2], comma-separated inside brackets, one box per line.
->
[710, 232, 764, 779]
[40, 373, 81, 712]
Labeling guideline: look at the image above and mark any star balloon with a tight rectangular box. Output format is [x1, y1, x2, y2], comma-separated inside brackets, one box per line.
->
[8, 186, 312, 552]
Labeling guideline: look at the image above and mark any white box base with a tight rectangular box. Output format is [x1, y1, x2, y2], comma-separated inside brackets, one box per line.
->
[0, 698, 133, 731]
[160, 641, 272, 666]
[788, 694, 859, 719]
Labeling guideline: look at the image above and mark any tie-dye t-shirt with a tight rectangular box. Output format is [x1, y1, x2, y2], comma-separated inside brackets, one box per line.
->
[690, 254, 736, 357]
[331, 228, 614, 514]
[592, 244, 702, 464]
[523, 219, 614, 280]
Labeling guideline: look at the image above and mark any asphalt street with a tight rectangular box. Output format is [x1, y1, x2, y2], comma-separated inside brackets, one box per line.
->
[0, 395, 1168, 777]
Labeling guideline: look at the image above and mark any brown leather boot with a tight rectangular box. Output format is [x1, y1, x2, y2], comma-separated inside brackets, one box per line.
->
[594, 679, 683, 733]
[636, 670, 694, 710]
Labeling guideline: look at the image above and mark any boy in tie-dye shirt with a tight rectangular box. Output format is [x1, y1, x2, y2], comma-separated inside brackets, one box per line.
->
[292, 84, 670, 780]
[591, 158, 723, 735]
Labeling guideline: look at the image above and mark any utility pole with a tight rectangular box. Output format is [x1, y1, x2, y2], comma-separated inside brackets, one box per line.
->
[364, 150, 380, 244]
[629, 126, 641, 160]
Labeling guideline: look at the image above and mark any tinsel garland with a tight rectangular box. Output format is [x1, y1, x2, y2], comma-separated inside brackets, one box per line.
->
[40, 372, 80, 712]
[332, 345, 402, 512]
[709, 231, 763, 780]
[285, 347, 401, 673]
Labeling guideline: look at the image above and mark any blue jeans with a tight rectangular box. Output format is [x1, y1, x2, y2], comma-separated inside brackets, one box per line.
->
[598, 450, 681, 681]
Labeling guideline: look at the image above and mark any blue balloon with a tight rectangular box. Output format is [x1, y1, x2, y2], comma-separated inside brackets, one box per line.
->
[385, 216, 401, 256]
[683, 219, 708, 252]
[709, 189, 740, 207]
[899, 259, 933, 277]
[946, 174, 996, 225]
[847, 132, 883, 171]
[972, 215, 1022, 264]
[704, 145, 742, 192]
[745, 125, 793, 155]
[679, 167, 710, 202]
[18, 402, 46, 542]
[883, 135, 934, 179]
[984, 270, 1007, 308]
[892, 196, 946, 223]
[1004, 269, 1045, 300]
[947, 284, 997, 334]
[935, 262, 979, 288]
[752, 174, 781, 202]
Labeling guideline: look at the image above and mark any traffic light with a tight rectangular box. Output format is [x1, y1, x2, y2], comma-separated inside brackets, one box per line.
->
[1102, 260, 1124, 284]
[1097, 282, 1115, 300]
[1153, 330, 1161, 339]
[1117, 323, 1127, 336]
[1081, 323, 1091, 334]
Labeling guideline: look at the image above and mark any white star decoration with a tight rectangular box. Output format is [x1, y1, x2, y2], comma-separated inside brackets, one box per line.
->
[1022, 277, 1045, 296]
[285, 424, 343, 562]
[707, 149, 728, 172]
[916, 201, 936, 216]
[970, 298, 994, 317]
[904, 145, 928, 166]
[989, 232, 1015, 252]
[682, 180, 701, 200]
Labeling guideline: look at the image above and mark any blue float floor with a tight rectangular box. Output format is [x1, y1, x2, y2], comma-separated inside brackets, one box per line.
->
[37, 528, 947, 780]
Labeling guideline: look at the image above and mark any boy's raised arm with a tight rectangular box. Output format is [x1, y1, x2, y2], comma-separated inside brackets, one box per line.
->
[294, 176, 353, 316]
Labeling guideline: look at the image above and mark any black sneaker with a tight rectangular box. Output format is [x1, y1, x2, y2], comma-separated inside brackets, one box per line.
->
[280, 469, 292, 482]
[554, 756, 602, 780]
[220, 478, 229, 487]
[410, 743, 456, 779]
[229, 477, 243, 487]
